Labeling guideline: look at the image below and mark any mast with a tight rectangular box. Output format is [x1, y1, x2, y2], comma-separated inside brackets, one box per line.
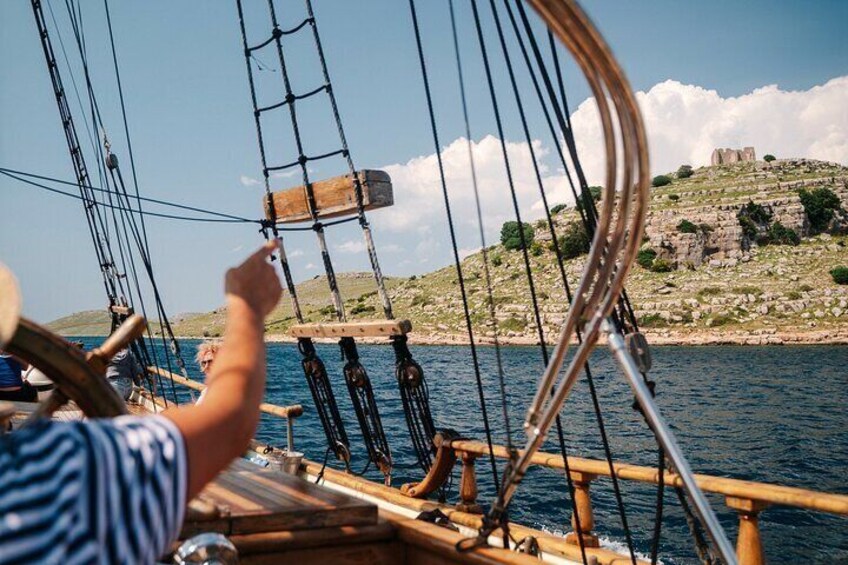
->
[30, 0, 126, 329]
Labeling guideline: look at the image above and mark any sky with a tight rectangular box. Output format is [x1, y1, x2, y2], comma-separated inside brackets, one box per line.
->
[1, 0, 846, 323]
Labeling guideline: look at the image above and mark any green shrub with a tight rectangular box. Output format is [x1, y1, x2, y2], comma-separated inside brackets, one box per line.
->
[558, 221, 590, 259]
[767, 221, 800, 245]
[732, 286, 762, 295]
[318, 305, 336, 316]
[410, 294, 430, 307]
[637, 248, 657, 269]
[350, 303, 376, 316]
[697, 286, 723, 297]
[499, 317, 526, 332]
[799, 284, 814, 292]
[650, 258, 674, 273]
[676, 165, 693, 179]
[738, 216, 758, 239]
[739, 200, 773, 224]
[677, 219, 698, 234]
[652, 175, 672, 188]
[550, 203, 567, 215]
[576, 186, 603, 213]
[668, 194, 680, 201]
[699, 223, 714, 234]
[491, 254, 503, 267]
[763, 154, 776, 162]
[831, 266, 848, 285]
[798, 187, 841, 234]
[710, 314, 735, 327]
[639, 313, 667, 328]
[530, 241, 544, 257]
[500, 221, 535, 250]
[786, 291, 802, 300]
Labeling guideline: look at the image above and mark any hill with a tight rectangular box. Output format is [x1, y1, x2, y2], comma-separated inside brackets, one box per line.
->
[50, 159, 848, 345]
[46, 310, 111, 336]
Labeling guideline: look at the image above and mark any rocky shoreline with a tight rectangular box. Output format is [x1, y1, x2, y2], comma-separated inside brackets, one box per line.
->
[261, 327, 848, 347]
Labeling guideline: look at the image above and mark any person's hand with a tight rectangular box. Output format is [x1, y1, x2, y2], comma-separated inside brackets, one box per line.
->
[225, 240, 282, 318]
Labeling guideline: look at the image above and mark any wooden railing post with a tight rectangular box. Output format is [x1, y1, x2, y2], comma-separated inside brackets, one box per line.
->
[566, 471, 600, 548]
[726, 496, 769, 565]
[456, 451, 482, 514]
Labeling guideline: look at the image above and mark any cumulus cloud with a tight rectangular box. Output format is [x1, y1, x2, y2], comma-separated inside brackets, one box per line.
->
[569, 77, 848, 184]
[372, 135, 570, 264]
[334, 240, 367, 254]
[240, 175, 261, 187]
[361, 77, 846, 271]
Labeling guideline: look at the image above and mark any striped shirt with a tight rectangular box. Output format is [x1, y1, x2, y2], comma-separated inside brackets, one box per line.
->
[0, 415, 186, 564]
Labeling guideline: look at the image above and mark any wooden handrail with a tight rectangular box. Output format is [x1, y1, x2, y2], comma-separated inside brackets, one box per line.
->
[302, 459, 648, 565]
[147, 366, 304, 420]
[448, 439, 848, 516]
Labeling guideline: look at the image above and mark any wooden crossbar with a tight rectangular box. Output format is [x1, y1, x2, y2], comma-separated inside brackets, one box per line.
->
[289, 320, 412, 339]
[264, 170, 393, 224]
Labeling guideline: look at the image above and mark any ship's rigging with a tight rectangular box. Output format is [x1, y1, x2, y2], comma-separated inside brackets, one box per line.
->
[11, 0, 740, 563]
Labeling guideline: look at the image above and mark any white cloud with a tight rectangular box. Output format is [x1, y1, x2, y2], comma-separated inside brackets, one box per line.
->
[334, 240, 367, 254]
[304, 263, 316, 270]
[288, 249, 304, 258]
[358, 77, 846, 271]
[569, 77, 848, 184]
[372, 135, 568, 265]
[271, 170, 299, 180]
[240, 175, 261, 187]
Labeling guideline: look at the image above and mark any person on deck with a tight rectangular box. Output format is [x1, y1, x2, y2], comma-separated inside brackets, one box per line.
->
[0, 351, 37, 402]
[195, 340, 221, 405]
[105, 346, 144, 401]
[0, 240, 282, 564]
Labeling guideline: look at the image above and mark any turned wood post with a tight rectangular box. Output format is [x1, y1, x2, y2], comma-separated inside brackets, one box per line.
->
[456, 451, 483, 514]
[565, 471, 600, 548]
[726, 496, 769, 565]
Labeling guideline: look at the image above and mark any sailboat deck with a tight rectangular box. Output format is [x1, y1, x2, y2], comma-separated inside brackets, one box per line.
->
[182, 460, 377, 537]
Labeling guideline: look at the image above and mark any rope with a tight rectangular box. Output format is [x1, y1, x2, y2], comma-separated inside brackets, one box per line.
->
[446, 0, 503, 493]
[0, 167, 260, 223]
[410, 0, 511, 548]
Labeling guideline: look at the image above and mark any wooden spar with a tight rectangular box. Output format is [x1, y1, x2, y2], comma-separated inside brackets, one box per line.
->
[289, 320, 412, 339]
[264, 169, 393, 224]
[448, 439, 848, 515]
[400, 431, 457, 498]
[302, 459, 646, 565]
[147, 366, 304, 420]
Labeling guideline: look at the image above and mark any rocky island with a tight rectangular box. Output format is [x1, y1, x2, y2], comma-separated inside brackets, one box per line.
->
[50, 157, 848, 346]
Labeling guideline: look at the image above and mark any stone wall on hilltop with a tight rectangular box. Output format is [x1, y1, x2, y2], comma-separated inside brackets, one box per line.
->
[711, 147, 756, 165]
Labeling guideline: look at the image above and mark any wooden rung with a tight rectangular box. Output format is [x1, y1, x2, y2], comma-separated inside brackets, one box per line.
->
[289, 320, 412, 338]
[264, 169, 393, 224]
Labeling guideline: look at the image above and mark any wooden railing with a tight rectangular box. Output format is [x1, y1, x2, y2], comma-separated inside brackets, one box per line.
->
[446, 439, 848, 565]
[147, 367, 304, 451]
[147, 366, 848, 564]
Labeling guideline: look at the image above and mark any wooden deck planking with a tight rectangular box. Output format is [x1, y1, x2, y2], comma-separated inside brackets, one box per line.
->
[182, 467, 377, 538]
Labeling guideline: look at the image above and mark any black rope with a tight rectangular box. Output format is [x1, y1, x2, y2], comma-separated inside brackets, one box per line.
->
[0, 171, 255, 224]
[0, 167, 261, 223]
[408, 0, 502, 506]
[340, 337, 393, 483]
[446, 0, 505, 499]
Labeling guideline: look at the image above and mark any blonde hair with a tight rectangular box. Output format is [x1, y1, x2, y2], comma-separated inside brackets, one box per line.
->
[195, 340, 221, 366]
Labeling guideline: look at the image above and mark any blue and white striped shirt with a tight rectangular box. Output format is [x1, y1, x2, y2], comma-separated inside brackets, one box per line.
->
[0, 415, 186, 564]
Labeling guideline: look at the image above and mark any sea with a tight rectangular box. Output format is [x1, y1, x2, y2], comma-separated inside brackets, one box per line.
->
[83, 338, 848, 564]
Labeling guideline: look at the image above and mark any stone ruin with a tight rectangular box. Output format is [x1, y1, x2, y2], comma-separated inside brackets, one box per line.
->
[711, 147, 757, 165]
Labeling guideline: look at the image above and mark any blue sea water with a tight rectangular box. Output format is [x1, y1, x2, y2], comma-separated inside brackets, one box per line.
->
[90, 338, 848, 563]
